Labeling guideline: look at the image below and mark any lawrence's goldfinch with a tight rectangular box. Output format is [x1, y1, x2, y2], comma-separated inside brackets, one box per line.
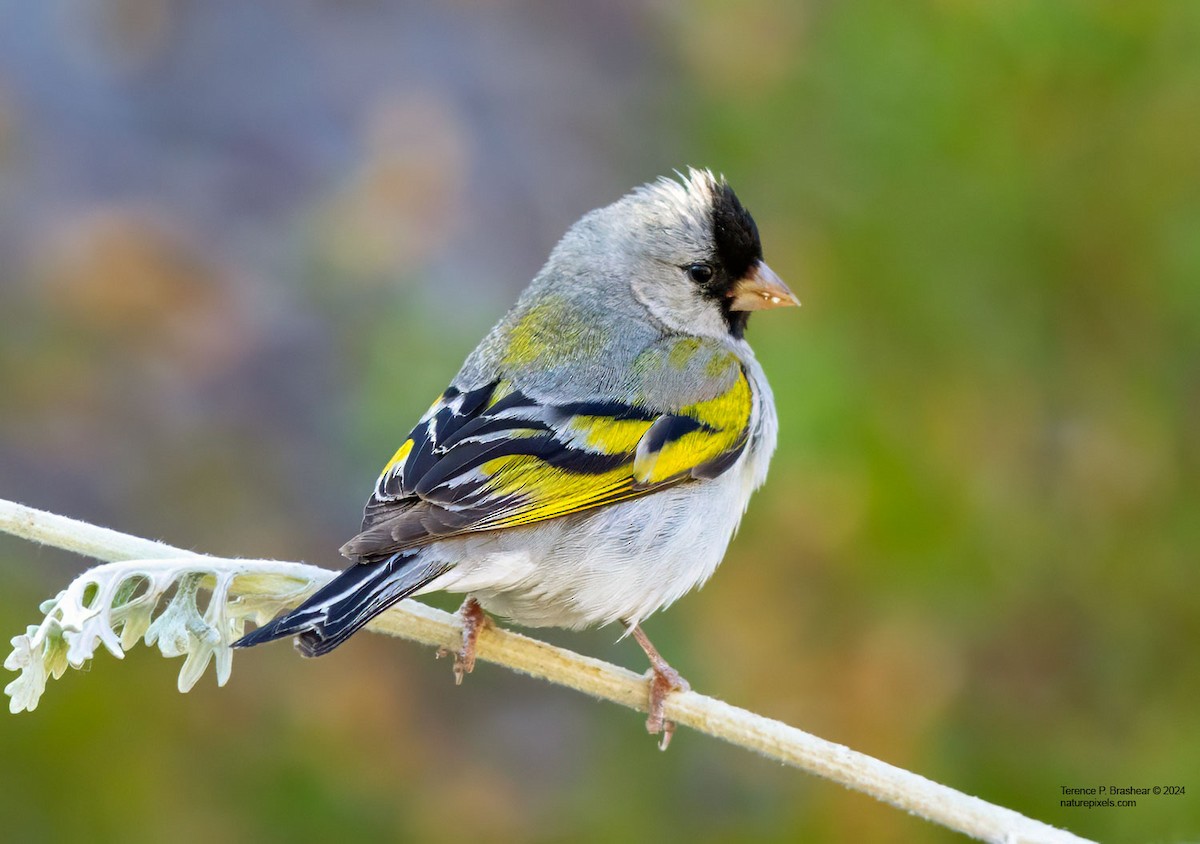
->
[235, 169, 798, 746]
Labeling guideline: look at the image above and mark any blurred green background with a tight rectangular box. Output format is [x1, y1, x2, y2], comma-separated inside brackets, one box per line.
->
[2, 2, 1197, 842]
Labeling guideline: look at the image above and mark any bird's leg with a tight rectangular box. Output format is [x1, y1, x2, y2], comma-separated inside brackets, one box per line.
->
[628, 624, 690, 750]
[451, 597, 490, 685]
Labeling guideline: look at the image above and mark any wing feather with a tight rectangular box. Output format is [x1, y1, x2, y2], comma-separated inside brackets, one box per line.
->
[344, 368, 752, 563]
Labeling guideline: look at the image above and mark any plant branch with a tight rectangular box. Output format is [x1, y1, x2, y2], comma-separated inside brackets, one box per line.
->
[0, 497, 1092, 844]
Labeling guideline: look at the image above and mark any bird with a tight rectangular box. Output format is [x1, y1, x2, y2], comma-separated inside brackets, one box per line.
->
[233, 168, 798, 747]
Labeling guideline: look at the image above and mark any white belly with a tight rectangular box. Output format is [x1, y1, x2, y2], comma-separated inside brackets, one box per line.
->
[420, 460, 755, 629]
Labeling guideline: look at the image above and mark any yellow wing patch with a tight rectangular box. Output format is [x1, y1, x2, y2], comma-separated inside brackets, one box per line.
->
[475, 369, 752, 529]
[635, 370, 752, 485]
[380, 438, 413, 477]
[563, 415, 655, 454]
[476, 457, 638, 528]
[686, 367, 752, 434]
[365, 366, 753, 542]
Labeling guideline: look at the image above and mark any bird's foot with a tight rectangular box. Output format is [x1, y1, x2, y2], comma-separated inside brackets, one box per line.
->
[645, 661, 690, 750]
[447, 597, 490, 685]
[629, 624, 690, 750]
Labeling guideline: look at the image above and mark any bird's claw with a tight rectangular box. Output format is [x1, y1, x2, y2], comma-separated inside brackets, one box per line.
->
[644, 663, 690, 750]
[627, 623, 690, 750]
[450, 597, 490, 685]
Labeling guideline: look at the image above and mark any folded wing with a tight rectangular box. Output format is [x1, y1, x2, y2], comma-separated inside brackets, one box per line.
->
[342, 372, 752, 563]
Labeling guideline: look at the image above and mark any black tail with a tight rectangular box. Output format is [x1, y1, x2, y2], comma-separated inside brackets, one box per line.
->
[232, 553, 451, 657]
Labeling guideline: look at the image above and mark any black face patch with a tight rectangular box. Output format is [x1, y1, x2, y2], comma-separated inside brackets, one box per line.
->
[691, 180, 762, 339]
[711, 181, 762, 282]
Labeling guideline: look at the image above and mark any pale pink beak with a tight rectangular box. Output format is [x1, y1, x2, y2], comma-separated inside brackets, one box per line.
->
[727, 261, 799, 312]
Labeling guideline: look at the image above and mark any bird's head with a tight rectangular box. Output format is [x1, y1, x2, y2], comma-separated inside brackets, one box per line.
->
[555, 168, 798, 341]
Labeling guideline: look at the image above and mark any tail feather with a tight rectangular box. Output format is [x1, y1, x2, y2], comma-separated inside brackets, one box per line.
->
[232, 553, 451, 656]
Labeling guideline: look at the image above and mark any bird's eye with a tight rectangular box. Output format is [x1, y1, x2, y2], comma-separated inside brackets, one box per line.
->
[687, 263, 714, 285]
